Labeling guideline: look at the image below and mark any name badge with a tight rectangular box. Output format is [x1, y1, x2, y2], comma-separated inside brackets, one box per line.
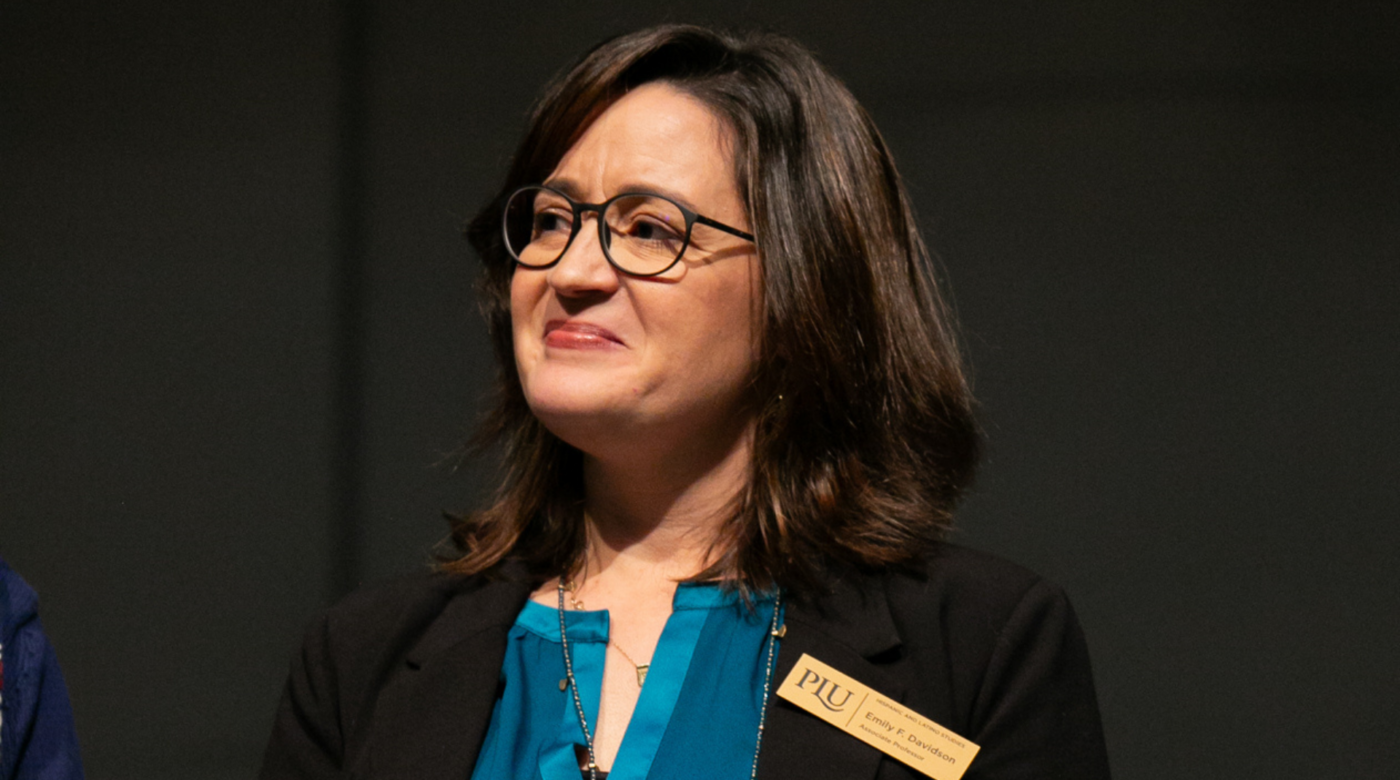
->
[776, 653, 980, 780]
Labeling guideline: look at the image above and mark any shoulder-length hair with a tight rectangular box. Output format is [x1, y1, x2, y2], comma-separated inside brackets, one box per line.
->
[448, 24, 979, 595]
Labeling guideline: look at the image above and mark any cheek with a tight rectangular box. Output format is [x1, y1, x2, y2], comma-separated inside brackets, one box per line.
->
[667, 266, 759, 383]
[509, 271, 540, 330]
[710, 260, 759, 347]
[509, 271, 544, 367]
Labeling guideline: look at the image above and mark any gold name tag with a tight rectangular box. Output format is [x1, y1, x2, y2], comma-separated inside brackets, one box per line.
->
[776, 654, 980, 780]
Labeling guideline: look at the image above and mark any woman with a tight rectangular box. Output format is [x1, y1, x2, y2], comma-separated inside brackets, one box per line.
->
[261, 25, 1110, 780]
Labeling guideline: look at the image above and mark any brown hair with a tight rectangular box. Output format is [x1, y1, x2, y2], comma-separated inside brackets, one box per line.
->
[448, 24, 979, 595]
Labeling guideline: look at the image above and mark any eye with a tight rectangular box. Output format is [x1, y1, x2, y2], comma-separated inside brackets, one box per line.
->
[627, 217, 683, 243]
[608, 195, 687, 251]
[532, 208, 573, 239]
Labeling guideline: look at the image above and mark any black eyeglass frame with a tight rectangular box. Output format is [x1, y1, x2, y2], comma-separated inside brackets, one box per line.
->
[502, 184, 756, 278]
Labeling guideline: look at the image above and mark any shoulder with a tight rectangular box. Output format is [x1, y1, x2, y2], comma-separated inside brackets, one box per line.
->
[260, 566, 532, 778]
[1, 556, 48, 667]
[0, 557, 86, 780]
[880, 542, 1085, 677]
[886, 542, 1069, 633]
[305, 567, 528, 686]
[879, 544, 1111, 778]
[902, 542, 1048, 601]
[790, 542, 1084, 685]
[293, 562, 537, 695]
[1, 556, 39, 641]
[317, 570, 462, 645]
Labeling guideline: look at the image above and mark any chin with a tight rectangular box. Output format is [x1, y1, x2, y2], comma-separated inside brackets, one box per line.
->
[528, 406, 640, 460]
[527, 394, 623, 424]
[524, 382, 637, 431]
[523, 378, 677, 457]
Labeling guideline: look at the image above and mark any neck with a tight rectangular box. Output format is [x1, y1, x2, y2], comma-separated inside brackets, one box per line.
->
[580, 419, 752, 582]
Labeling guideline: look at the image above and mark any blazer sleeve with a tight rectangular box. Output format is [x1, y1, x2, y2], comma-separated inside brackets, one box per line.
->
[963, 579, 1111, 780]
[259, 613, 345, 780]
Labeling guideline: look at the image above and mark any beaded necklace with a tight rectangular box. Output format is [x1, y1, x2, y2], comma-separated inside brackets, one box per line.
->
[556, 580, 784, 780]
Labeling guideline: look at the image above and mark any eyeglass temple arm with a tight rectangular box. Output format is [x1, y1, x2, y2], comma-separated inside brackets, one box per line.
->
[694, 215, 755, 242]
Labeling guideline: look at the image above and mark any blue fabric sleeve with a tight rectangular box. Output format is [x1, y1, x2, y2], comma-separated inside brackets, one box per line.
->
[1, 559, 85, 780]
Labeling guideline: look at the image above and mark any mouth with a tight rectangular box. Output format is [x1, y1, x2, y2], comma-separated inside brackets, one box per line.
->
[543, 319, 625, 349]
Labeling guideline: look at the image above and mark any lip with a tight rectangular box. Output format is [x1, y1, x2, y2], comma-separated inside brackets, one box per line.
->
[543, 319, 625, 350]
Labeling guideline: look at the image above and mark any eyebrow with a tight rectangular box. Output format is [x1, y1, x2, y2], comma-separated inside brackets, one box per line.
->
[541, 177, 704, 215]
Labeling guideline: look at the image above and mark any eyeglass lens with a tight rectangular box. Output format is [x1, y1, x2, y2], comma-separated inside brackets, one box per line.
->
[504, 187, 689, 276]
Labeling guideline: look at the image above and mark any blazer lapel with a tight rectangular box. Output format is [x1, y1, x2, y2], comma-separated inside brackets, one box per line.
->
[758, 574, 907, 780]
[353, 570, 532, 780]
[345, 566, 906, 780]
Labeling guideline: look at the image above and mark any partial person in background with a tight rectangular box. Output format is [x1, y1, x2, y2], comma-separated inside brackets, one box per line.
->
[262, 25, 1110, 779]
[0, 557, 84, 780]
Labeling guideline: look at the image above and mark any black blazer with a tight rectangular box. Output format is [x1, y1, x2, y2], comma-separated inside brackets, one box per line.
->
[259, 544, 1110, 780]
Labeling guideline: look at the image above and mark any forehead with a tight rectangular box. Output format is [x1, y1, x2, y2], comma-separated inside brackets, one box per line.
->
[547, 82, 738, 209]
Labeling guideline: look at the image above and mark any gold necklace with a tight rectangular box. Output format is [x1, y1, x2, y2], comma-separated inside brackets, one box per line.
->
[610, 642, 651, 687]
[561, 578, 651, 686]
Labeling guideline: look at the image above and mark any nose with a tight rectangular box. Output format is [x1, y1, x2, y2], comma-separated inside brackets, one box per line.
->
[545, 212, 620, 297]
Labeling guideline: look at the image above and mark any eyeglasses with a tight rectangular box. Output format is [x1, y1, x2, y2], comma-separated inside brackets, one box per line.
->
[502, 185, 755, 277]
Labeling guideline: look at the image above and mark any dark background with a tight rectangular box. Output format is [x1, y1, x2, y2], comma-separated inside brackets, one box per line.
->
[3, 2, 1396, 778]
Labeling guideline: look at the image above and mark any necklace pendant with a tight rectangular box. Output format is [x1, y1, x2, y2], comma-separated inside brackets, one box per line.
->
[636, 664, 649, 686]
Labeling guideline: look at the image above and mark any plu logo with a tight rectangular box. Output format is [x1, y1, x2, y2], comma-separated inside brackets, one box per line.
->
[794, 667, 857, 712]
[778, 653, 982, 780]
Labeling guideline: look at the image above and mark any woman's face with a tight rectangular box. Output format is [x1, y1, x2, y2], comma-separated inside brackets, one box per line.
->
[510, 82, 759, 457]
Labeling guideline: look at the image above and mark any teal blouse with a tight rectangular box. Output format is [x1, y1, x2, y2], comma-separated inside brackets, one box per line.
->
[468, 584, 782, 780]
